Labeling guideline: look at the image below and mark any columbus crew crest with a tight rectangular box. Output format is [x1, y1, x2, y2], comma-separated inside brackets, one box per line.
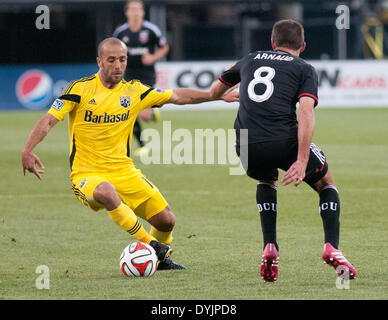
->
[119, 96, 131, 108]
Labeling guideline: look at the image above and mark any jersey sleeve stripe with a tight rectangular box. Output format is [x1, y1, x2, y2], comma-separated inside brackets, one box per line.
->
[59, 94, 81, 103]
[113, 22, 128, 37]
[63, 75, 96, 95]
[140, 88, 154, 100]
[143, 20, 162, 37]
[298, 92, 318, 102]
[219, 75, 233, 87]
[63, 80, 76, 95]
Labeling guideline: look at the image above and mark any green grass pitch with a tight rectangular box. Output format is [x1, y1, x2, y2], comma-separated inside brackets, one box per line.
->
[0, 107, 387, 300]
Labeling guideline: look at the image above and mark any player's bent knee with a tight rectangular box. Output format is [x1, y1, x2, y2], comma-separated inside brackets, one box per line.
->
[93, 182, 121, 210]
[94, 181, 115, 199]
[148, 206, 176, 232]
[313, 170, 336, 193]
[160, 207, 176, 231]
[162, 216, 175, 231]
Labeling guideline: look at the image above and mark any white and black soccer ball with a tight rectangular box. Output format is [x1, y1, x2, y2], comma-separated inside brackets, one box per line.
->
[120, 242, 158, 277]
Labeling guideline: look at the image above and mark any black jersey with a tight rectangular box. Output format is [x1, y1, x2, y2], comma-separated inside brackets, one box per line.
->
[219, 50, 318, 145]
[113, 20, 167, 85]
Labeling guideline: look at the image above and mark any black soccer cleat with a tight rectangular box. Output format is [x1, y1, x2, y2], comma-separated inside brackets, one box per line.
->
[157, 258, 186, 271]
[149, 240, 172, 262]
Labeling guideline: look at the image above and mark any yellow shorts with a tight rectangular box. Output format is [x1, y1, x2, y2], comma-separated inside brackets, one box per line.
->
[71, 168, 168, 221]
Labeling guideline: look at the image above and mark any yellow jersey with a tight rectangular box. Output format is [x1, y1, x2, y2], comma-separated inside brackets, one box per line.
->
[48, 73, 172, 178]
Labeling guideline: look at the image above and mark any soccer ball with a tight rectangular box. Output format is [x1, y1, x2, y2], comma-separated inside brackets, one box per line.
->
[120, 242, 158, 277]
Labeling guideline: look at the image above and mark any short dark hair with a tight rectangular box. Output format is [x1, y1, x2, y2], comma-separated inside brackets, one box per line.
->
[124, 0, 144, 11]
[271, 19, 304, 50]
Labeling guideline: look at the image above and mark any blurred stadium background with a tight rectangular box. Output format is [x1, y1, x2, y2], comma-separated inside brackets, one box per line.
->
[1, 0, 388, 110]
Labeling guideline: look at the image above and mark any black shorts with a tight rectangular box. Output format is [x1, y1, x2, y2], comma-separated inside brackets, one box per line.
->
[236, 138, 328, 187]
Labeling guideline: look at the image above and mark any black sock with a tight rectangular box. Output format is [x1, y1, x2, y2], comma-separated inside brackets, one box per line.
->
[319, 186, 340, 249]
[133, 118, 144, 147]
[256, 183, 279, 251]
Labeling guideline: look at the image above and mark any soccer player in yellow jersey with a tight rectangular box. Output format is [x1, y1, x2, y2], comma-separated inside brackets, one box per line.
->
[21, 37, 239, 270]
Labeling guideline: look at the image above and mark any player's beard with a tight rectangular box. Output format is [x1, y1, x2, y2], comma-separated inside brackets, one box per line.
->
[101, 63, 124, 86]
[109, 71, 124, 84]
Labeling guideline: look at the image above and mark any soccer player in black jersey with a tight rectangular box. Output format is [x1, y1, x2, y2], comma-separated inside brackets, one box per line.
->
[113, 0, 169, 156]
[210, 19, 356, 282]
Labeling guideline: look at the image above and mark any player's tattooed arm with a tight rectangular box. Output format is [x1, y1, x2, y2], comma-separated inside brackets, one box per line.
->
[168, 88, 214, 105]
[39, 116, 58, 137]
[169, 83, 239, 105]
[22, 113, 59, 180]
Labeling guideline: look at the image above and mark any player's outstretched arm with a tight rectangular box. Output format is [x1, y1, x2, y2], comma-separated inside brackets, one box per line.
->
[209, 79, 239, 101]
[282, 96, 315, 187]
[167, 81, 239, 105]
[22, 113, 59, 180]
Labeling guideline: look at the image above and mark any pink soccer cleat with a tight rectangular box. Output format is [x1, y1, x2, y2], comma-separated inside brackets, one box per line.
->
[260, 243, 279, 282]
[322, 243, 357, 279]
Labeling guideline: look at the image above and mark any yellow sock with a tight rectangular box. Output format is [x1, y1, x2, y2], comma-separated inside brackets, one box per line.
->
[107, 202, 154, 244]
[149, 226, 173, 245]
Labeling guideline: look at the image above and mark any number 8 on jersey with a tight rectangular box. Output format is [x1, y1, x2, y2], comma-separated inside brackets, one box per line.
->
[248, 66, 275, 103]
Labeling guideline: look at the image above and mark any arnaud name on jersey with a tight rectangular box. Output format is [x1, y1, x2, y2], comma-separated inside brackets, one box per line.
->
[254, 52, 294, 61]
[84, 110, 130, 123]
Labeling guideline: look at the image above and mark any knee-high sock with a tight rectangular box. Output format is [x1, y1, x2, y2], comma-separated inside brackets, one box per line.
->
[319, 186, 340, 249]
[149, 226, 173, 245]
[108, 202, 154, 244]
[256, 183, 278, 251]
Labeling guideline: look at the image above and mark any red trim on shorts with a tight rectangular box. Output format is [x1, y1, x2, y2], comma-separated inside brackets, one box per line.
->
[315, 154, 326, 173]
[320, 154, 327, 171]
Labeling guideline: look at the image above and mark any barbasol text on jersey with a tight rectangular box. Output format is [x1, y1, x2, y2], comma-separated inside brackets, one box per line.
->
[84, 110, 130, 123]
